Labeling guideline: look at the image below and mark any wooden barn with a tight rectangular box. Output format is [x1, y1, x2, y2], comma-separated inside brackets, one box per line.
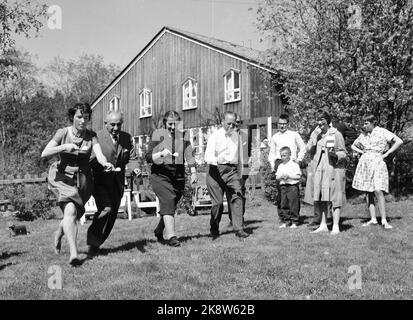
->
[90, 26, 286, 156]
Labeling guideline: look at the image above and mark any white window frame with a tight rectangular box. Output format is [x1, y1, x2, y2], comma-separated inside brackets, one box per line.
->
[109, 95, 120, 112]
[182, 77, 198, 110]
[139, 88, 152, 118]
[224, 68, 241, 103]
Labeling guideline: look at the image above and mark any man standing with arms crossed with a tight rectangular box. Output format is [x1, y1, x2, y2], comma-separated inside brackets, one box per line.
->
[205, 111, 249, 239]
[87, 110, 134, 256]
[268, 113, 306, 228]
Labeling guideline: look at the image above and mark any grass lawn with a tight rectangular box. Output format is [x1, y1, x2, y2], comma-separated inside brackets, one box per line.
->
[1, 193, 412, 300]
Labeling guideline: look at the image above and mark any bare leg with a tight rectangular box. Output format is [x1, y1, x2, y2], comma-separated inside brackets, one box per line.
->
[62, 202, 79, 264]
[163, 215, 176, 240]
[54, 220, 64, 254]
[375, 190, 392, 228]
[312, 201, 329, 233]
[331, 207, 340, 234]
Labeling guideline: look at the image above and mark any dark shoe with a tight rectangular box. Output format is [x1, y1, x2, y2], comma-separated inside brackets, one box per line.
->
[211, 231, 220, 240]
[69, 257, 82, 267]
[165, 236, 180, 247]
[235, 230, 249, 238]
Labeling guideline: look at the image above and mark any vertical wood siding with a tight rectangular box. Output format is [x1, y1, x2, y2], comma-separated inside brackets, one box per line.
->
[92, 32, 283, 136]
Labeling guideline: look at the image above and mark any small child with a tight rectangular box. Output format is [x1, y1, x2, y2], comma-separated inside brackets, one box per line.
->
[275, 146, 302, 228]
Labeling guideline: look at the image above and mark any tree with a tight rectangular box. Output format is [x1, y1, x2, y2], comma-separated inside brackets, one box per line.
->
[45, 54, 121, 104]
[0, 0, 47, 54]
[255, 0, 413, 137]
[254, 0, 413, 195]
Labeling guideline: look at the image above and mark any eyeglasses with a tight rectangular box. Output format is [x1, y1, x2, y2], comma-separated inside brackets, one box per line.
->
[278, 122, 287, 125]
[109, 122, 122, 127]
[226, 122, 236, 127]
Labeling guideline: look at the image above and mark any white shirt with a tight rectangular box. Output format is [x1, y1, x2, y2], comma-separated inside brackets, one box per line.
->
[205, 128, 240, 165]
[275, 160, 301, 185]
[268, 130, 306, 169]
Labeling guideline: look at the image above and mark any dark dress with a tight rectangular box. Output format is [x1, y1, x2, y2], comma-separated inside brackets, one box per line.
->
[145, 129, 195, 216]
[47, 127, 96, 218]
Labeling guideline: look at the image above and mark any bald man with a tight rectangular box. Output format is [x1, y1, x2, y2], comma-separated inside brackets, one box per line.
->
[87, 111, 133, 256]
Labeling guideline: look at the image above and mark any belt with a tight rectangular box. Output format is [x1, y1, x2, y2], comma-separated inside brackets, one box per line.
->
[217, 163, 237, 166]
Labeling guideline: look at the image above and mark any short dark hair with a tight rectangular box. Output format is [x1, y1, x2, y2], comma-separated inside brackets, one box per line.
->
[162, 110, 181, 127]
[68, 103, 92, 122]
[279, 113, 289, 123]
[362, 114, 377, 125]
[280, 146, 291, 154]
[316, 109, 331, 124]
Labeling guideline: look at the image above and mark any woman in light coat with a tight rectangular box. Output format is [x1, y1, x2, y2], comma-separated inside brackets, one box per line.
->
[304, 110, 347, 234]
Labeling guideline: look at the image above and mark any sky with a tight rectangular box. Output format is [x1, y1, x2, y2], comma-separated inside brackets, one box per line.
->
[15, 0, 269, 69]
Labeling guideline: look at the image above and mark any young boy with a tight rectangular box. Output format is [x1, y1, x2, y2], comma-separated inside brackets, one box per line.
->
[275, 146, 302, 228]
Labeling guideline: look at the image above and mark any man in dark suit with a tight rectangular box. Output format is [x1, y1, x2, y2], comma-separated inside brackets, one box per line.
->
[87, 111, 133, 256]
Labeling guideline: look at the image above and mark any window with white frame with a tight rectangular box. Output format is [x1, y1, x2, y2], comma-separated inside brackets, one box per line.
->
[224, 69, 241, 103]
[109, 96, 120, 111]
[139, 88, 152, 118]
[182, 78, 197, 110]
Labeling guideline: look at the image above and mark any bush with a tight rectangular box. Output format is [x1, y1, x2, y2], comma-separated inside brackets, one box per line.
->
[0, 183, 56, 220]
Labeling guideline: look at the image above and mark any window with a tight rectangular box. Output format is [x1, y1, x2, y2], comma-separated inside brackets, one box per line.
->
[224, 69, 241, 103]
[139, 88, 152, 118]
[109, 96, 120, 111]
[182, 78, 197, 110]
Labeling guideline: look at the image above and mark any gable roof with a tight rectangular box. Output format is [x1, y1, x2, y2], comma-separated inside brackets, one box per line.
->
[91, 26, 275, 109]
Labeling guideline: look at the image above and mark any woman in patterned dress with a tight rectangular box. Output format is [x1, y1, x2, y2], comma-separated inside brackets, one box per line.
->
[351, 114, 403, 229]
[41, 103, 113, 266]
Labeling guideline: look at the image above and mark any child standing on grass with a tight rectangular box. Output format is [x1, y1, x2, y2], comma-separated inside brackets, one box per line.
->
[275, 146, 302, 228]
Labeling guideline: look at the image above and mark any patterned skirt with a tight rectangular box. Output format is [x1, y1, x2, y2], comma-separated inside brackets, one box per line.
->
[352, 152, 389, 193]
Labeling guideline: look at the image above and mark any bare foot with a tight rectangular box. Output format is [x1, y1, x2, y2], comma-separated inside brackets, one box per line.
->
[311, 225, 329, 233]
[54, 231, 62, 254]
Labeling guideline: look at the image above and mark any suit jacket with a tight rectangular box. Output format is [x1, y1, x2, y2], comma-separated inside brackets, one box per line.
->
[90, 129, 133, 197]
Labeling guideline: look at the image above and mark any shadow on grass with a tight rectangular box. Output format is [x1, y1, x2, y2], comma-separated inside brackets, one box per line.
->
[0, 251, 25, 261]
[0, 251, 24, 271]
[0, 262, 14, 271]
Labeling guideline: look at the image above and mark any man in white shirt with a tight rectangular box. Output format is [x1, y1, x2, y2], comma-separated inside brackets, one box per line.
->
[268, 114, 305, 223]
[227, 114, 249, 228]
[205, 111, 249, 239]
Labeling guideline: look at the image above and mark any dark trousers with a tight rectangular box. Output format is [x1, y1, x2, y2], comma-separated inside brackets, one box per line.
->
[87, 184, 122, 248]
[228, 174, 248, 223]
[273, 159, 283, 217]
[206, 164, 244, 233]
[280, 184, 300, 224]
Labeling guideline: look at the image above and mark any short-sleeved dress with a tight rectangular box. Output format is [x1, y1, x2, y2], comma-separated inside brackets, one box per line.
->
[47, 127, 96, 217]
[352, 127, 396, 193]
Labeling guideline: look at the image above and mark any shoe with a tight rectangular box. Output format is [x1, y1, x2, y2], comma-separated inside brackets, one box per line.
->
[362, 220, 378, 227]
[69, 257, 82, 267]
[383, 223, 393, 229]
[165, 236, 180, 247]
[235, 230, 249, 238]
[279, 223, 287, 229]
[211, 231, 220, 240]
[290, 224, 298, 229]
